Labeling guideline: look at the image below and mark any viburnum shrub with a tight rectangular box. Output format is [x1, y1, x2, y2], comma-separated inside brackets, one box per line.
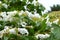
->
[0, 0, 60, 40]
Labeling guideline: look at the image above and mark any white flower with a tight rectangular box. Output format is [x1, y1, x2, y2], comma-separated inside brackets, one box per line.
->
[3, 26, 9, 33]
[0, 1, 2, 4]
[28, 12, 33, 18]
[19, 10, 30, 16]
[24, 11, 30, 15]
[6, 15, 13, 21]
[0, 30, 6, 38]
[53, 19, 59, 24]
[3, 15, 13, 21]
[0, 12, 7, 17]
[20, 0, 23, 1]
[0, 12, 9, 21]
[46, 21, 52, 27]
[24, 6, 27, 10]
[0, 11, 18, 21]
[21, 22, 27, 27]
[2, 3, 8, 9]
[29, 13, 41, 19]
[18, 28, 29, 36]
[2, 26, 9, 33]
[45, 34, 50, 38]
[32, 0, 39, 6]
[4, 26, 9, 29]
[45, 15, 50, 22]
[1, 13, 13, 21]
[19, 10, 24, 16]
[0, 31, 4, 38]
[45, 15, 52, 26]
[7, 11, 17, 16]
[36, 34, 45, 39]
[34, 13, 41, 18]
[36, 34, 50, 39]
[9, 28, 16, 34]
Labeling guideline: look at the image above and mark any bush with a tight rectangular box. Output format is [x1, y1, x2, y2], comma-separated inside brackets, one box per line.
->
[0, 0, 60, 40]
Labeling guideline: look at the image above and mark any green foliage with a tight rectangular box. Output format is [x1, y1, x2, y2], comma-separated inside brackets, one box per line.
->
[40, 19, 47, 32]
[1, 0, 60, 40]
[51, 24, 60, 39]
[0, 21, 6, 31]
[45, 23, 60, 40]
[0, 0, 45, 15]
[29, 0, 33, 2]
[2, 34, 37, 40]
[50, 4, 60, 11]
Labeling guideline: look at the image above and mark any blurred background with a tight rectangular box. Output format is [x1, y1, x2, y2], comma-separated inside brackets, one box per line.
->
[38, 0, 60, 13]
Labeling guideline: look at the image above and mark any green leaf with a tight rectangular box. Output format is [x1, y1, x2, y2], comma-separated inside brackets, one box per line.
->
[27, 4, 35, 11]
[3, 37, 8, 40]
[8, 34, 18, 40]
[39, 19, 47, 32]
[48, 23, 60, 40]
[45, 33, 56, 40]
[26, 36, 37, 40]
[52, 27, 60, 40]
[42, 14, 48, 18]
[27, 28, 35, 36]
[22, 0, 27, 2]
[28, 0, 33, 2]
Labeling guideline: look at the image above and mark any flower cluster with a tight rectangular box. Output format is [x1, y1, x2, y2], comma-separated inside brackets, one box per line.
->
[0, 10, 60, 40]
[0, 1, 8, 9]
[0, 10, 51, 40]
[0, 0, 60, 40]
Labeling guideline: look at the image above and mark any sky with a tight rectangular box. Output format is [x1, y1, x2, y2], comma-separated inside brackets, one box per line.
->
[38, 0, 60, 13]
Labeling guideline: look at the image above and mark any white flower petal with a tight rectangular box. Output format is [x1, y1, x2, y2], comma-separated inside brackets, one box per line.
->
[18, 28, 29, 36]
[36, 34, 50, 39]
[9, 28, 16, 34]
